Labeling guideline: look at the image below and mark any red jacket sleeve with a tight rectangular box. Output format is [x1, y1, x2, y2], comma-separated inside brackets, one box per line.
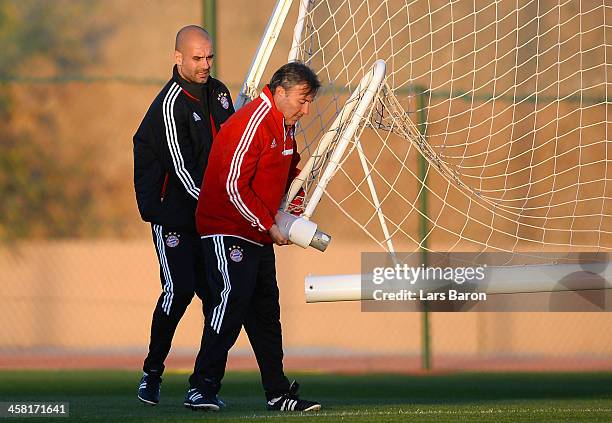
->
[225, 126, 275, 232]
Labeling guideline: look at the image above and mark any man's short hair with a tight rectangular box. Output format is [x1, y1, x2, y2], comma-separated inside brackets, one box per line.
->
[269, 62, 321, 96]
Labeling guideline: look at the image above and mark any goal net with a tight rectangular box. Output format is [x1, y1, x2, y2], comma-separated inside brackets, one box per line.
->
[282, 0, 611, 256]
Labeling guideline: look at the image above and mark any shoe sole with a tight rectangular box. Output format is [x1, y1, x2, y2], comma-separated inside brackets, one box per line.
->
[183, 403, 220, 412]
[137, 395, 158, 406]
[267, 404, 322, 412]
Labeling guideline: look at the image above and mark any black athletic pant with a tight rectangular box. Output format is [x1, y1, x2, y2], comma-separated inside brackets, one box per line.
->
[189, 235, 290, 399]
[143, 224, 210, 376]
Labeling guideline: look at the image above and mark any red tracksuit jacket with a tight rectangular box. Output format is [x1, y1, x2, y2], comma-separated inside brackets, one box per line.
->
[196, 85, 300, 244]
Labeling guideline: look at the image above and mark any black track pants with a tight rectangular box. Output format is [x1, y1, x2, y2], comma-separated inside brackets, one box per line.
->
[189, 235, 290, 398]
[143, 224, 209, 376]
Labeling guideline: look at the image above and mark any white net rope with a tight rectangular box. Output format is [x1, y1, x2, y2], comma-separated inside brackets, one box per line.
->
[290, 0, 611, 253]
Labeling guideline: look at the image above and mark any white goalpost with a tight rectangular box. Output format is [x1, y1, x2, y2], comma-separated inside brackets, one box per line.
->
[305, 263, 612, 303]
[239, 0, 612, 302]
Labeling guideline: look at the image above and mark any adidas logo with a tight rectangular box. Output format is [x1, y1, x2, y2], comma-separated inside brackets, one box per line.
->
[270, 138, 277, 148]
[193, 112, 201, 121]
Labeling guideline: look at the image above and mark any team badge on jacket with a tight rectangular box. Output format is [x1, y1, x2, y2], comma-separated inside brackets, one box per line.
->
[165, 233, 180, 248]
[228, 245, 244, 262]
[218, 92, 230, 110]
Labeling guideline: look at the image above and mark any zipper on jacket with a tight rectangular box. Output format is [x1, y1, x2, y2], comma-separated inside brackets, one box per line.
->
[282, 120, 294, 156]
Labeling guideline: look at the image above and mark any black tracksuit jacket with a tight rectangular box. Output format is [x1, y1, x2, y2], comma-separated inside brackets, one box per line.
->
[133, 66, 234, 231]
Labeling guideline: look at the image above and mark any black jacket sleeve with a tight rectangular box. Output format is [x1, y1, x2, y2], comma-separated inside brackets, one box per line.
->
[159, 90, 201, 201]
[133, 118, 164, 222]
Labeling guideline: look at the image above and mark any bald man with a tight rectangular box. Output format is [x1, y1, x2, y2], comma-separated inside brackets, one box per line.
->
[133, 25, 234, 406]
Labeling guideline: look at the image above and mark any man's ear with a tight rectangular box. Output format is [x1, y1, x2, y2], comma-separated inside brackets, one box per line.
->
[275, 86, 286, 98]
[174, 50, 183, 66]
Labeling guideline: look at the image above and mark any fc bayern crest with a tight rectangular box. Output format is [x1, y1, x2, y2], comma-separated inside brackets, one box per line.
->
[218, 92, 230, 110]
[165, 233, 180, 248]
[220, 96, 229, 110]
[229, 246, 243, 262]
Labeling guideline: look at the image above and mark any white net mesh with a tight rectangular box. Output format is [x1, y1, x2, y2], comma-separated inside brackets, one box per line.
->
[289, 0, 612, 253]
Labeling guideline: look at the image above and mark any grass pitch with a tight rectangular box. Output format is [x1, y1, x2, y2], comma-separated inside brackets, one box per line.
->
[1, 370, 611, 422]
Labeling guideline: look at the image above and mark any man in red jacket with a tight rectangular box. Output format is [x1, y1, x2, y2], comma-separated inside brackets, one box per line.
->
[186, 62, 321, 412]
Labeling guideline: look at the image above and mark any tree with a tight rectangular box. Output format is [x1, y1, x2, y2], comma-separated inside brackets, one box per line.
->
[0, 0, 112, 239]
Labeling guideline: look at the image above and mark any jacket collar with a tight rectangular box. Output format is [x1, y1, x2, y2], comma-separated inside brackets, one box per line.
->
[172, 65, 205, 101]
[260, 85, 296, 149]
[260, 85, 286, 129]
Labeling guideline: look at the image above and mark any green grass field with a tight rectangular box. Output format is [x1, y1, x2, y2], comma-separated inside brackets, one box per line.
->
[1, 370, 611, 422]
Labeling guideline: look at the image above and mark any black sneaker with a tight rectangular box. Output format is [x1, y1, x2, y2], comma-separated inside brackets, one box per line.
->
[137, 372, 162, 405]
[184, 388, 221, 411]
[267, 380, 321, 412]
